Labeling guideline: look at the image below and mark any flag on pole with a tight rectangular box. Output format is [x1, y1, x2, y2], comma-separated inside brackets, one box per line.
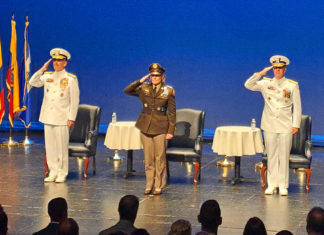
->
[19, 16, 32, 128]
[0, 39, 5, 125]
[6, 16, 25, 127]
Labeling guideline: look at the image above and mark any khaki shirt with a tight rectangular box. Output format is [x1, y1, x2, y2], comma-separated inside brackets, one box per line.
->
[124, 80, 176, 135]
[245, 73, 302, 133]
[29, 69, 80, 125]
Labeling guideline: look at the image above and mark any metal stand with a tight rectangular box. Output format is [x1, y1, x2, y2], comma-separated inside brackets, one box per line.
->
[21, 128, 33, 146]
[1, 126, 19, 147]
[107, 150, 125, 161]
[220, 156, 257, 185]
[217, 156, 235, 167]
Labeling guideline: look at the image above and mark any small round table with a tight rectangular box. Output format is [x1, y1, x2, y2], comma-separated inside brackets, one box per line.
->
[104, 121, 143, 177]
[212, 126, 264, 184]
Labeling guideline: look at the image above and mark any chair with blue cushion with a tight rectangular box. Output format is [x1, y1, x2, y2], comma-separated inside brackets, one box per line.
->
[166, 108, 205, 184]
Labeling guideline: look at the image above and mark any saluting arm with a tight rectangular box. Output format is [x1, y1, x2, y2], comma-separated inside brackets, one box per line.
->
[29, 70, 45, 87]
[124, 74, 150, 96]
[123, 80, 141, 96]
[244, 66, 273, 91]
[29, 59, 52, 87]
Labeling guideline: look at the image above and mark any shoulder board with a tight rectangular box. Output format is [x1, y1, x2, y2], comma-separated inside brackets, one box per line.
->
[44, 71, 54, 74]
[262, 77, 272, 81]
[67, 72, 77, 78]
[165, 85, 175, 95]
[287, 79, 298, 85]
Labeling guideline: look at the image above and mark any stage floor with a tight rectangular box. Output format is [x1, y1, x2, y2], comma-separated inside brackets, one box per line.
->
[0, 131, 324, 235]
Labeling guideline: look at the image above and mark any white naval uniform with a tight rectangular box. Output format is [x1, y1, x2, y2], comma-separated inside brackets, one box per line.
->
[245, 73, 302, 189]
[29, 69, 80, 179]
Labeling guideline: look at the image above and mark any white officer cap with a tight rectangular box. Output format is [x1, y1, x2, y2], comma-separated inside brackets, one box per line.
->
[269, 55, 290, 67]
[50, 48, 71, 60]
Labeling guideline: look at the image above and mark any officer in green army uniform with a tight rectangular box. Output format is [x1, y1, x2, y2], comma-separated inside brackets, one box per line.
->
[124, 63, 176, 195]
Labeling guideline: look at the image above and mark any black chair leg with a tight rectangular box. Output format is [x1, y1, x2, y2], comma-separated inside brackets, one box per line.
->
[166, 161, 170, 178]
[93, 156, 96, 175]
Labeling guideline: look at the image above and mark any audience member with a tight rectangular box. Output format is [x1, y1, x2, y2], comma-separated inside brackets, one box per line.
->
[33, 197, 68, 235]
[306, 207, 324, 235]
[243, 217, 267, 235]
[196, 199, 222, 235]
[58, 218, 79, 235]
[168, 219, 191, 235]
[0, 205, 8, 235]
[99, 195, 139, 235]
[275, 230, 293, 235]
[131, 228, 150, 235]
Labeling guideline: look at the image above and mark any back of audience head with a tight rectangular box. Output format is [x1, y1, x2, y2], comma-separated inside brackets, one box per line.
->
[307, 206, 324, 235]
[275, 230, 293, 235]
[131, 228, 150, 235]
[118, 195, 139, 223]
[243, 217, 267, 235]
[168, 219, 191, 235]
[58, 218, 79, 235]
[197, 199, 222, 232]
[48, 197, 68, 222]
[0, 205, 8, 235]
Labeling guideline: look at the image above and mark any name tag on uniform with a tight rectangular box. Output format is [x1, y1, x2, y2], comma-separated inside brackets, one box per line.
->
[267, 86, 275, 90]
[46, 79, 54, 82]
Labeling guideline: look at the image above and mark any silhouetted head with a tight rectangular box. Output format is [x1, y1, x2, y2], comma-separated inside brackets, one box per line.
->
[276, 230, 293, 235]
[48, 197, 68, 222]
[168, 219, 191, 235]
[118, 195, 139, 223]
[0, 205, 8, 235]
[307, 207, 324, 234]
[243, 217, 267, 235]
[197, 200, 222, 233]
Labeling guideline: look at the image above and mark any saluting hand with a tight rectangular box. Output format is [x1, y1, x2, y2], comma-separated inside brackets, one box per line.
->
[40, 59, 52, 73]
[140, 74, 151, 83]
[258, 66, 273, 77]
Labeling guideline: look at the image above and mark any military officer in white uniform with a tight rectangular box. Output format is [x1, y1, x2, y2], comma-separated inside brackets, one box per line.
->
[29, 48, 80, 183]
[244, 55, 302, 196]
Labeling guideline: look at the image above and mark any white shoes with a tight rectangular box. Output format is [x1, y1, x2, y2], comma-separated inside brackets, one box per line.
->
[265, 187, 276, 195]
[44, 175, 56, 182]
[279, 188, 288, 196]
[265, 187, 288, 196]
[55, 177, 66, 183]
[44, 175, 66, 183]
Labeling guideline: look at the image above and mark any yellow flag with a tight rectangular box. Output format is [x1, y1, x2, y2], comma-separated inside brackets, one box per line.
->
[10, 19, 25, 114]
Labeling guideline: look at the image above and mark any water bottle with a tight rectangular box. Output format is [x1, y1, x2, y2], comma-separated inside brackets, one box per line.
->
[112, 112, 117, 123]
[251, 118, 256, 130]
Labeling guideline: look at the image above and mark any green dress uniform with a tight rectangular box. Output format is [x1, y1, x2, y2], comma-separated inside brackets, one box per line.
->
[124, 80, 176, 190]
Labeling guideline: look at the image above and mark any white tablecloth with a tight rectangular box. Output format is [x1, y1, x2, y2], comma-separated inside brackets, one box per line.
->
[212, 126, 264, 156]
[104, 121, 142, 150]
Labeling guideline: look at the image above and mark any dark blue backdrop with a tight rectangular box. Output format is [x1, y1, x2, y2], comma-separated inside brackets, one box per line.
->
[1, 0, 324, 134]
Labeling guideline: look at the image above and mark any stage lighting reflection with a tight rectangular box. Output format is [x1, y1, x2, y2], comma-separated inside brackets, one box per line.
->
[186, 162, 192, 174]
[113, 161, 120, 171]
[222, 166, 229, 178]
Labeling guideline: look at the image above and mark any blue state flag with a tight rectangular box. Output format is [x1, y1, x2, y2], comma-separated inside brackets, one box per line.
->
[19, 18, 31, 128]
